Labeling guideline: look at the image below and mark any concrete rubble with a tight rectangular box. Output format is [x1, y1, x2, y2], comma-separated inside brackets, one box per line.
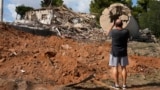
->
[138, 28, 158, 42]
[11, 6, 158, 43]
[12, 6, 106, 42]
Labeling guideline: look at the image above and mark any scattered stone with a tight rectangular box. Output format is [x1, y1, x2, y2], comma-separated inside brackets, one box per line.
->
[61, 44, 72, 50]
[0, 78, 16, 90]
[17, 81, 28, 90]
[0, 58, 6, 63]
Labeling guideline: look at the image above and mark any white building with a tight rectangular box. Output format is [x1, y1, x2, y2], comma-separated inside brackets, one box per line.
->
[25, 8, 53, 25]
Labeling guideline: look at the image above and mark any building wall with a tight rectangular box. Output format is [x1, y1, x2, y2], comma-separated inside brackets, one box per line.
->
[25, 9, 53, 25]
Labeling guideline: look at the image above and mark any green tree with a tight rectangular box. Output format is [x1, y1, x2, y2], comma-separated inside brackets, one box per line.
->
[132, 0, 160, 38]
[16, 5, 34, 19]
[138, 12, 148, 28]
[132, 6, 142, 21]
[140, 0, 160, 37]
[137, 0, 149, 12]
[139, 0, 160, 37]
[89, 0, 132, 23]
[41, 0, 63, 7]
[131, 0, 150, 27]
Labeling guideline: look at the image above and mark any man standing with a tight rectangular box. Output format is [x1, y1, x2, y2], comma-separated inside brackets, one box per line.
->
[106, 19, 130, 90]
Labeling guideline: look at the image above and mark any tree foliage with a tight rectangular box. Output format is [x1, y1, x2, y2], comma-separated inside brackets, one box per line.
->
[137, 0, 149, 12]
[16, 5, 34, 19]
[131, 6, 142, 21]
[41, 0, 63, 7]
[138, 0, 160, 37]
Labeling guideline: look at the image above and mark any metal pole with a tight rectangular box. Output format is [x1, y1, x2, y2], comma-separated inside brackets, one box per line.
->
[0, 0, 3, 22]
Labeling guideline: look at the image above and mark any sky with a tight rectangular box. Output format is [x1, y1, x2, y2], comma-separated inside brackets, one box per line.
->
[3, 0, 137, 22]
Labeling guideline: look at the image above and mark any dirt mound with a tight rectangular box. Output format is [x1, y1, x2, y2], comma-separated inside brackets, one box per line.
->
[0, 23, 159, 90]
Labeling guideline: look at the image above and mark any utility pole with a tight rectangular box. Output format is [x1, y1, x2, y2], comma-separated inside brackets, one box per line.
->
[0, 0, 3, 22]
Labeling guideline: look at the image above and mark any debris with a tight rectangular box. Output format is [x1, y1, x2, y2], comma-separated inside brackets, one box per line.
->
[20, 69, 25, 73]
[12, 6, 106, 42]
[61, 44, 72, 50]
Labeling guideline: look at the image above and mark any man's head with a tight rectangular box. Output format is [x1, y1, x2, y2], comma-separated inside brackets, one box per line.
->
[115, 19, 123, 27]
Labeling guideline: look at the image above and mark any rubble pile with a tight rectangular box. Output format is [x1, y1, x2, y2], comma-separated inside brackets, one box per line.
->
[128, 41, 160, 58]
[12, 6, 159, 43]
[138, 28, 158, 42]
[13, 6, 106, 42]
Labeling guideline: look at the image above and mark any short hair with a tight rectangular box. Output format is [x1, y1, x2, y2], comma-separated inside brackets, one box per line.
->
[115, 19, 123, 27]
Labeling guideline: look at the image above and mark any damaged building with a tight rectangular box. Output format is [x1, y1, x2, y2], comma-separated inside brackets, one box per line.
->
[12, 5, 157, 42]
[25, 8, 53, 25]
[13, 6, 105, 42]
[15, 6, 96, 27]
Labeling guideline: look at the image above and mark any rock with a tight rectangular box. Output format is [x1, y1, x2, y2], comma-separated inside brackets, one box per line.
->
[17, 81, 28, 90]
[0, 58, 6, 63]
[0, 78, 16, 90]
[61, 44, 72, 50]
[73, 23, 83, 28]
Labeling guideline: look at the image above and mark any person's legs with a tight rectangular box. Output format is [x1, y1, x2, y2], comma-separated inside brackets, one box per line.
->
[109, 54, 120, 89]
[112, 66, 119, 86]
[121, 66, 127, 86]
[120, 56, 128, 86]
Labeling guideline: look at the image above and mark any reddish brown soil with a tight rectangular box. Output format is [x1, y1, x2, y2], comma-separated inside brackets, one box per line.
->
[0, 23, 159, 90]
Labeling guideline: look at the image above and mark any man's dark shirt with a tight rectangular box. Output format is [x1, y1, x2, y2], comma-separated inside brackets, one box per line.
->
[110, 29, 129, 57]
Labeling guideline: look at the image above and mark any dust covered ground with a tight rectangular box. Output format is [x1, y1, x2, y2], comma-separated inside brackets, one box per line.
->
[0, 23, 159, 90]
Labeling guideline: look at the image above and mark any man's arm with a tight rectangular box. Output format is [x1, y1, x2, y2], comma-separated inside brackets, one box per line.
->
[104, 22, 114, 36]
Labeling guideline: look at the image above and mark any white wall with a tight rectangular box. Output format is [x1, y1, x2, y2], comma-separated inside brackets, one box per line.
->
[25, 9, 53, 25]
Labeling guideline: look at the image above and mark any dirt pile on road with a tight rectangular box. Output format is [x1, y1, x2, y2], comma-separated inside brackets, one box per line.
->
[0, 23, 159, 90]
